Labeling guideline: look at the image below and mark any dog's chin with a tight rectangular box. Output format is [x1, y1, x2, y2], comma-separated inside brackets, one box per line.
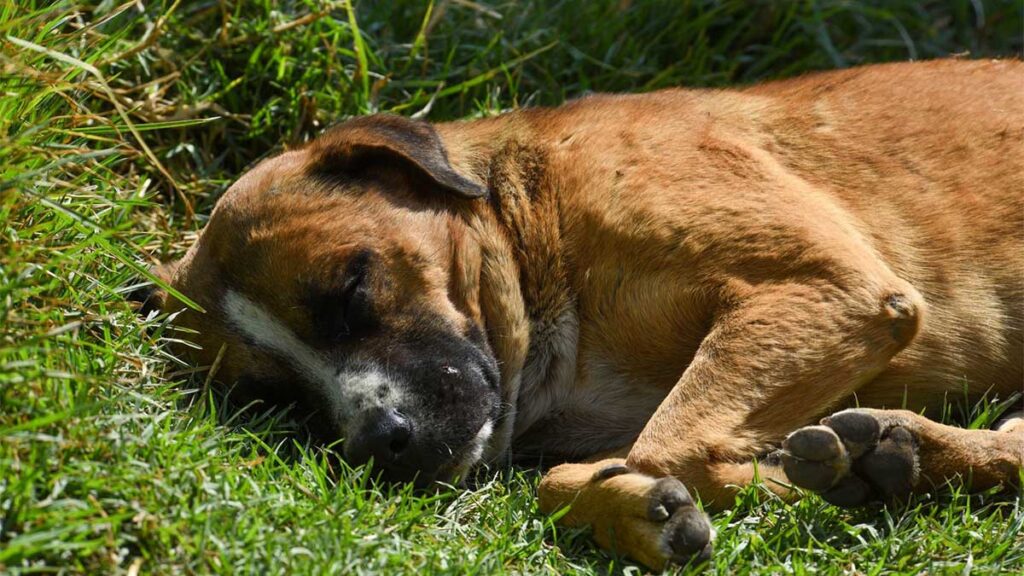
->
[432, 419, 495, 487]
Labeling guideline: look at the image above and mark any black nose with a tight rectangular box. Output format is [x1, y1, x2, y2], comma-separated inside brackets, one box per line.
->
[346, 408, 412, 466]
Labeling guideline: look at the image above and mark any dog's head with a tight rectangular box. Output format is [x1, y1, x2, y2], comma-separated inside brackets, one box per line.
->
[142, 115, 502, 484]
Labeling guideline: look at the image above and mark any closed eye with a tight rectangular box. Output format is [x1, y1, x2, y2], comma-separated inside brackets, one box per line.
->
[335, 264, 366, 337]
[306, 250, 375, 342]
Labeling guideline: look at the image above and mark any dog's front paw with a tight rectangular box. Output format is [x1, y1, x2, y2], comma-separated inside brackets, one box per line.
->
[782, 409, 919, 506]
[641, 474, 714, 565]
[540, 460, 713, 570]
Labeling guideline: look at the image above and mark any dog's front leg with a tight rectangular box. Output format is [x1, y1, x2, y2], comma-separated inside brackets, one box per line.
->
[539, 281, 923, 569]
[782, 407, 1023, 506]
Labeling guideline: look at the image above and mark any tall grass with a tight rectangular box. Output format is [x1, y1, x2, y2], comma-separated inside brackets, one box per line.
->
[1, 1, 1021, 573]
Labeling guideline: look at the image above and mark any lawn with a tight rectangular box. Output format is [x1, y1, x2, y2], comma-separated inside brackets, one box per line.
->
[1, 0, 1022, 573]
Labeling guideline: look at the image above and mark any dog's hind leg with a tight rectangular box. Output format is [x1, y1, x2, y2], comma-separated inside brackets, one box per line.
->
[538, 278, 925, 569]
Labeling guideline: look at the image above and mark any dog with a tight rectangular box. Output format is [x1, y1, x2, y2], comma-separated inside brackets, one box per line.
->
[138, 59, 1023, 569]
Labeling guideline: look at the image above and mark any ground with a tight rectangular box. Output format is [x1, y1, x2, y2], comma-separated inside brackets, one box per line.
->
[1, 1, 1022, 574]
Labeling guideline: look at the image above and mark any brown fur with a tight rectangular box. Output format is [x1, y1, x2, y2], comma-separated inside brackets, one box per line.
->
[153, 59, 1024, 569]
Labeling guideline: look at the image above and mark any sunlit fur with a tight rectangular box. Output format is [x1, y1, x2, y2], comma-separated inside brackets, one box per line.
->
[154, 60, 1023, 570]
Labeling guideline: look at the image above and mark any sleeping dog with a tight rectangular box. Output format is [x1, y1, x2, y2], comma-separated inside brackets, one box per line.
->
[139, 59, 1023, 569]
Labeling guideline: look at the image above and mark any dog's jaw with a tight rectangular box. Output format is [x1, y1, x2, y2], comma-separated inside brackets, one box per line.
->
[439, 418, 494, 483]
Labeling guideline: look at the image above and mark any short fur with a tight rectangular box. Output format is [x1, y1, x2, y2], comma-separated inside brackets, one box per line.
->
[149, 60, 1023, 569]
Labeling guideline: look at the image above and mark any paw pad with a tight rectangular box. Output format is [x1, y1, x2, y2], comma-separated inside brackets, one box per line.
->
[648, 477, 694, 521]
[647, 477, 713, 564]
[783, 409, 919, 506]
[823, 410, 880, 458]
[664, 505, 713, 563]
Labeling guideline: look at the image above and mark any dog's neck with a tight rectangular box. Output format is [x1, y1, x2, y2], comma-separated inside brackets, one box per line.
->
[438, 115, 581, 461]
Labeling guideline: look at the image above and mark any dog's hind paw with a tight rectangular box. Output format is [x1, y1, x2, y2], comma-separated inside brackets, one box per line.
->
[782, 408, 920, 506]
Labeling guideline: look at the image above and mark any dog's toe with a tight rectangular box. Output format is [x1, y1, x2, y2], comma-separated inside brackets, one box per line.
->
[823, 409, 881, 458]
[664, 504, 713, 564]
[644, 476, 713, 565]
[647, 476, 693, 520]
[782, 425, 850, 491]
[784, 409, 920, 507]
[782, 455, 844, 491]
[784, 425, 846, 461]
[855, 425, 918, 500]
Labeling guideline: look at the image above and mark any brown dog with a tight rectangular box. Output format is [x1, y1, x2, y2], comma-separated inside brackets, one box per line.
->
[141, 59, 1024, 569]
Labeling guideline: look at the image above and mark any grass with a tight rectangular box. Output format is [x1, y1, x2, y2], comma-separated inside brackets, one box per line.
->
[1, 0, 1022, 573]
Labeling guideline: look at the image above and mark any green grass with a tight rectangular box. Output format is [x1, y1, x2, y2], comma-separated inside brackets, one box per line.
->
[2, 0, 1022, 573]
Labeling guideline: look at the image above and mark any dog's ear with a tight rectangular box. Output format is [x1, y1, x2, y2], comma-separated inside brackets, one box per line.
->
[308, 114, 487, 200]
[127, 260, 178, 316]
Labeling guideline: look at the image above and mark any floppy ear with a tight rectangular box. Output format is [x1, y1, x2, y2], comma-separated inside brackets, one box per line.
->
[128, 260, 178, 316]
[308, 114, 487, 200]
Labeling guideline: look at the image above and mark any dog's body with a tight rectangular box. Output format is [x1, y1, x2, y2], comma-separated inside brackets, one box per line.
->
[150, 59, 1024, 569]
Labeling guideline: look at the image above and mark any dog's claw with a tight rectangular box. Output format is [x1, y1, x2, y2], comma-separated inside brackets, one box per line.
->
[648, 504, 670, 522]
